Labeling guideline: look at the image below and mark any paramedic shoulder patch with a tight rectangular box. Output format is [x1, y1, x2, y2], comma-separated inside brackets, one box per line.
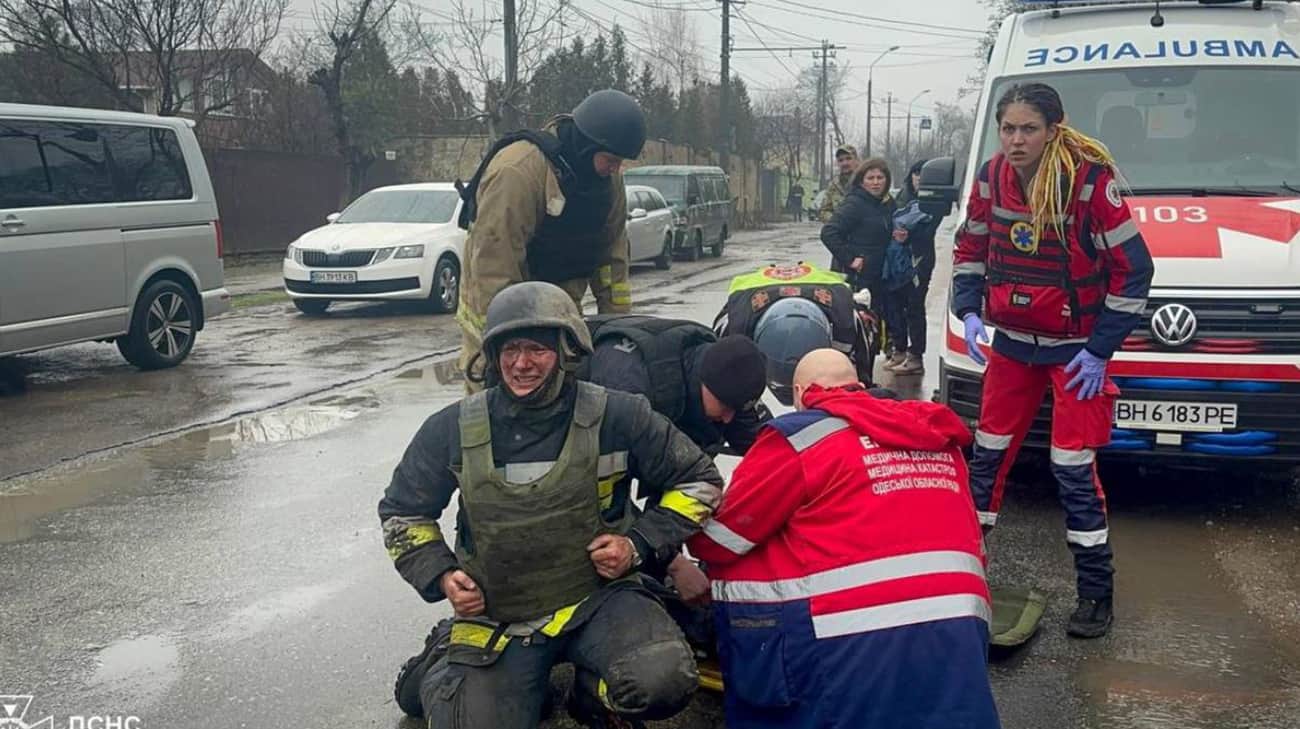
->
[1106, 179, 1123, 208]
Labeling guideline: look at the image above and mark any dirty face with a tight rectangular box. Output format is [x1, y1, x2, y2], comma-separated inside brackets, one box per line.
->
[999, 102, 1056, 174]
[862, 169, 889, 198]
[498, 337, 558, 397]
[911, 171, 922, 191]
[593, 152, 624, 178]
[700, 385, 736, 424]
[836, 153, 857, 175]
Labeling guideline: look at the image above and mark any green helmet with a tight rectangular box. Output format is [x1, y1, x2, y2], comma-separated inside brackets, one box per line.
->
[481, 282, 594, 358]
[573, 89, 647, 160]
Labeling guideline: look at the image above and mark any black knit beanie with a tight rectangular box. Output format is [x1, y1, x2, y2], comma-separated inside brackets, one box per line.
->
[700, 336, 768, 410]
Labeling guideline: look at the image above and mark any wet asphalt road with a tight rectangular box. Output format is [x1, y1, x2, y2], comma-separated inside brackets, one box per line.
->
[3, 222, 1300, 729]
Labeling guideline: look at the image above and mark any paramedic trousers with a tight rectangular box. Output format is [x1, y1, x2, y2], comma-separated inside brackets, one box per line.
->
[421, 588, 698, 729]
[967, 349, 1117, 600]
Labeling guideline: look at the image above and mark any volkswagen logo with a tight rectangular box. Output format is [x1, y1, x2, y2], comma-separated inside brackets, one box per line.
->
[1151, 303, 1197, 347]
[330, 244, 342, 252]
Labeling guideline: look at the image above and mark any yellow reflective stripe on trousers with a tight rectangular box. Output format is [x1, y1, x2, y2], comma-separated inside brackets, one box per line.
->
[538, 601, 584, 637]
[599, 265, 613, 287]
[450, 621, 510, 651]
[658, 490, 711, 524]
[456, 303, 485, 337]
[611, 281, 631, 306]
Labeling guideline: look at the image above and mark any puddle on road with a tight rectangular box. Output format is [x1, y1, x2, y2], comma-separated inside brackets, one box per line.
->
[89, 634, 180, 707]
[396, 357, 464, 386]
[0, 398, 384, 544]
[1075, 512, 1300, 728]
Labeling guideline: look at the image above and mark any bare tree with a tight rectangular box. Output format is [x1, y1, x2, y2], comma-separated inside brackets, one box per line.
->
[755, 89, 814, 187]
[637, 5, 702, 98]
[415, 0, 566, 138]
[0, 0, 287, 117]
[307, 0, 399, 199]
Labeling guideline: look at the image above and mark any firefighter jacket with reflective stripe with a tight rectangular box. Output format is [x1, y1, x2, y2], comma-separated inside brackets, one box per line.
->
[689, 386, 998, 728]
[379, 380, 722, 634]
[952, 154, 1155, 364]
[454, 119, 632, 387]
[720, 264, 858, 355]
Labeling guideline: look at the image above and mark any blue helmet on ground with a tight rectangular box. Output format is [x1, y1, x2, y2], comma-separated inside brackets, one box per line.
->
[753, 297, 833, 405]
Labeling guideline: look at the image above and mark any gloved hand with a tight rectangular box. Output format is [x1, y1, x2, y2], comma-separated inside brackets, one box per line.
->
[1065, 349, 1108, 400]
[962, 313, 989, 366]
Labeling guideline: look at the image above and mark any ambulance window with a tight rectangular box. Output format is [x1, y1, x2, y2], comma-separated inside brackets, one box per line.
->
[980, 68, 1300, 192]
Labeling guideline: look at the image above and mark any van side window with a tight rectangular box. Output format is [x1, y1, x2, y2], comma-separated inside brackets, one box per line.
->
[0, 121, 116, 208]
[0, 121, 192, 208]
[107, 125, 193, 202]
[717, 178, 731, 201]
[687, 176, 700, 204]
[0, 122, 56, 208]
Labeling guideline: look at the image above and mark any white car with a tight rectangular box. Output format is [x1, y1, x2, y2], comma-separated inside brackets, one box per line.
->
[625, 184, 676, 270]
[283, 183, 463, 315]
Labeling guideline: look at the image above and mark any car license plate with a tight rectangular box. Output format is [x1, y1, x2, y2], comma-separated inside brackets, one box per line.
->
[310, 271, 357, 284]
[1113, 400, 1238, 433]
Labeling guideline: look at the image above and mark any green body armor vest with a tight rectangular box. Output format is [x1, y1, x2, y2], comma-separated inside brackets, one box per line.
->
[456, 382, 633, 624]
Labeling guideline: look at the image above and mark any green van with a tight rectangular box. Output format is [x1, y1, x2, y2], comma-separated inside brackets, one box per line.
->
[623, 165, 731, 261]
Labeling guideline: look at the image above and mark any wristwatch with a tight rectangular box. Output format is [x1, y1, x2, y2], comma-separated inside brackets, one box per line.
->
[626, 536, 643, 570]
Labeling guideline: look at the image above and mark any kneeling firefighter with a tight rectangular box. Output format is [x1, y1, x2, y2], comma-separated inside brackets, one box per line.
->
[456, 89, 646, 391]
[380, 282, 724, 728]
[715, 262, 881, 403]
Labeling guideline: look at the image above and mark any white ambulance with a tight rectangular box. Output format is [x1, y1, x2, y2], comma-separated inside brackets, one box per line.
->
[922, 0, 1300, 465]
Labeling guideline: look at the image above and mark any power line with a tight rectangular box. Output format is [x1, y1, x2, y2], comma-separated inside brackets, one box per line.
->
[764, 0, 984, 35]
[616, 0, 718, 12]
[733, 10, 802, 82]
[745, 0, 985, 41]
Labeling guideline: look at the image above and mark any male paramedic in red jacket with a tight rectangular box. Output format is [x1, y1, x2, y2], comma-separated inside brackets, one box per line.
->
[689, 349, 1000, 729]
[953, 83, 1155, 639]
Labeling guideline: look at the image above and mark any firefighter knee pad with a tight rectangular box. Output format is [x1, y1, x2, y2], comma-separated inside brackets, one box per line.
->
[601, 638, 698, 720]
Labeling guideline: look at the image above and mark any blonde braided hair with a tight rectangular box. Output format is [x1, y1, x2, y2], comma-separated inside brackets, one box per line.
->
[998, 83, 1124, 243]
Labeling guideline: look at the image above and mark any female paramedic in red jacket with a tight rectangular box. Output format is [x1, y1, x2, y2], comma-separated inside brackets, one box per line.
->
[952, 82, 1154, 639]
[690, 349, 999, 729]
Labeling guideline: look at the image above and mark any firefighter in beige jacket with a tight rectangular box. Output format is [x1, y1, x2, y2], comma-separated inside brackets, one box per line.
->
[455, 90, 646, 389]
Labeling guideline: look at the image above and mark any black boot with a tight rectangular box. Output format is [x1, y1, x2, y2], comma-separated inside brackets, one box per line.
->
[1066, 597, 1113, 639]
[393, 618, 454, 718]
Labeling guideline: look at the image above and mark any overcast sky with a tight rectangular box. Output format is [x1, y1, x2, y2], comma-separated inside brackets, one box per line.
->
[283, 0, 994, 138]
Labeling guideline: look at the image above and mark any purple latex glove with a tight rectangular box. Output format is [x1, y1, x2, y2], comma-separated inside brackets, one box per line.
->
[962, 313, 989, 366]
[1065, 349, 1107, 400]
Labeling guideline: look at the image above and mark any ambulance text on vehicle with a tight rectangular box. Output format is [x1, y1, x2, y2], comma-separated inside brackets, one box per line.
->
[923, 0, 1300, 464]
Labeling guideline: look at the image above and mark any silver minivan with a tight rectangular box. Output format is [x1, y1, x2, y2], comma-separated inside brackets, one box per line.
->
[0, 104, 229, 369]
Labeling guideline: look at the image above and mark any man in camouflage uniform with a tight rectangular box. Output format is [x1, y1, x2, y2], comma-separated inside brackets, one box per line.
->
[818, 143, 859, 224]
[455, 90, 646, 390]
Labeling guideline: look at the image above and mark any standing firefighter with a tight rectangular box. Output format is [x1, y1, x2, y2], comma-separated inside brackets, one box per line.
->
[382, 282, 722, 728]
[455, 89, 646, 390]
[953, 82, 1154, 638]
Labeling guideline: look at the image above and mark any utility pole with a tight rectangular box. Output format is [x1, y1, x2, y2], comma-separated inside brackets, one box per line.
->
[884, 92, 894, 164]
[904, 88, 931, 167]
[719, 0, 733, 169]
[865, 45, 899, 158]
[502, 0, 518, 133]
[813, 40, 838, 189]
[732, 41, 838, 182]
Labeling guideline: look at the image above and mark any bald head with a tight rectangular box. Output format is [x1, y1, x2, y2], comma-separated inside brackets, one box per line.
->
[792, 349, 859, 409]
